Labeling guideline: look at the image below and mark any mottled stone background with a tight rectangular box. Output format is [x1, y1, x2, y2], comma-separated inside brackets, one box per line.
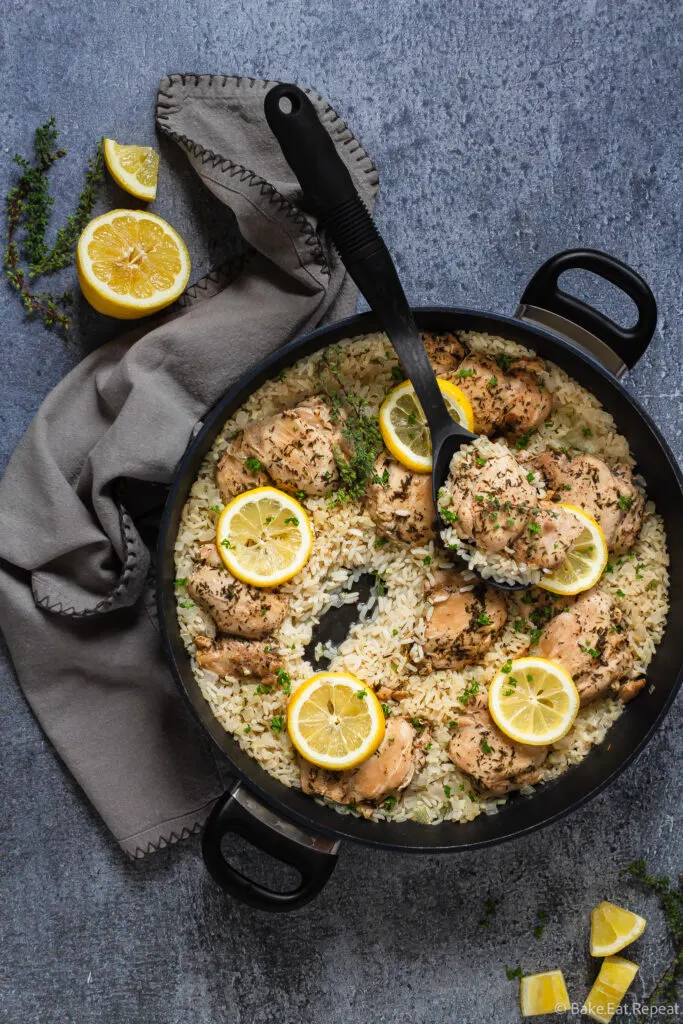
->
[0, 1, 680, 1021]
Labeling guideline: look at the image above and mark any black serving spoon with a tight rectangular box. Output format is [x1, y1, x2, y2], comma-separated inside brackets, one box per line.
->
[265, 84, 525, 593]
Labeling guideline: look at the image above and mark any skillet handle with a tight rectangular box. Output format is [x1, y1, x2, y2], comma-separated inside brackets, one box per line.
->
[264, 82, 457, 440]
[202, 782, 339, 912]
[519, 249, 657, 376]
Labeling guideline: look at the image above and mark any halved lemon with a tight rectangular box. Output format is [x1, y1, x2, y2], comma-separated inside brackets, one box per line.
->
[590, 902, 646, 957]
[379, 378, 474, 472]
[488, 656, 580, 746]
[520, 970, 571, 1017]
[538, 504, 609, 596]
[287, 672, 385, 770]
[77, 210, 191, 319]
[582, 955, 639, 1023]
[216, 486, 313, 588]
[104, 139, 160, 201]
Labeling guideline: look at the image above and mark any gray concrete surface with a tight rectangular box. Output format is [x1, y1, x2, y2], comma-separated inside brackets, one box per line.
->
[1, 1, 681, 1022]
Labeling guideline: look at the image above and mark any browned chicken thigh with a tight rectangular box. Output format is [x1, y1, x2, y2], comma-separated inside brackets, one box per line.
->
[187, 566, 289, 638]
[422, 570, 507, 670]
[533, 451, 644, 552]
[511, 500, 584, 570]
[365, 451, 437, 545]
[422, 332, 468, 375]
[299, 717, 422, 805]
[194, 634, 283, 681]
[536, 589, 634, 704]
[216, 432, 271, 502]
[233, 396, 347, 496]
[445, 450, 537, 552]
[448, 693, 548, 795]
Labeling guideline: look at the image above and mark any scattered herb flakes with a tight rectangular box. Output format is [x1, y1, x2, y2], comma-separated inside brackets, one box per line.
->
[621, 859, 683, 1011]
[479, 896, 500, 927]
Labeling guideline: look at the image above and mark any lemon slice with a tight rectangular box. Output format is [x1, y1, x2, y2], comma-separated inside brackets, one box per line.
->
[488, 656, 580, 745]
[104, 139, 160, 200]
[520, 970, 571, 1016]
[582, 955, 639, 1023]
[379, 378, 474, 472]
[538, 504, 608, 596]
[216, 486, 312, 588]
[77, 210, 191, 319]
[287, 672, 385, 770]
[590, 902, 646, 957]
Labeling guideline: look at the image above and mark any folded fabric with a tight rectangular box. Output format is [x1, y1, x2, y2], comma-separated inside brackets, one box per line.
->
[0, 75, 378, 857]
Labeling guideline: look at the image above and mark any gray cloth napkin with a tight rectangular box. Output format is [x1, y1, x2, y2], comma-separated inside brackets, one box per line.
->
[0, 75, 378, 857]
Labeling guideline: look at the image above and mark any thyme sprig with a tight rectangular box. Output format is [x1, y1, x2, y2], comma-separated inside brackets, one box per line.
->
[621, 859, 683, 1012]
[4, 118, 104, 331]
[315, 345, 385, 504]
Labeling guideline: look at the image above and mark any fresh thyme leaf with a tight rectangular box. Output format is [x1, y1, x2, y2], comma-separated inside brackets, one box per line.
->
[4, 120, 104, 331]
[621, 859, 683, 1011]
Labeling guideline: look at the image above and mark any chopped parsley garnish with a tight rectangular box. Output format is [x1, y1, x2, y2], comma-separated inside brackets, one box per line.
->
[528, 521, 542, 535]
[526, 471, 535, 483]
[178, 600, 194, 609]
[488, 376, 498, 388]
[618, 494, 634, 510]
[381, 703, 392, 718]
[616, 588, 626, 598]
[456, 367, 475, 379]
[208, 504, 223, 513]
[481, 736, 493, 754]
[244, 457, 262, 472]
[423, 555, 432, 566]
[459, 679, 480, 705]
[505, 965, 523, 981]
[582, 427, 593, 438]
[173, 578, 188, 587]
[295, 490, 306, 501]
[496, 353, 512, 371]
[579, 643, 600, 658]
[447, 719, 458, 728]
[221, 538, 234, 549]
[383, 795, 397, 810]
[647, 579, 657, 590]
[515, 433, 531, 450]
[411, 717, 426, 733]
[283, 516, 299, 526]
[477, 612, 491, 626]
[440, 508, 458, 522]
[391, 365, 403, 381]
[475, 493, 485, 502]
[255, 683, 272, 694]
[374, 536, 389, 548]
[501, 660, 513, 673]
[244, 725, 251, 733]
[356, 690, 367, 700]
[276, 668, 291, 694]
[443, 784, 452, 798]
[271, 716, 285, 733]
[475, 456, 487, 467]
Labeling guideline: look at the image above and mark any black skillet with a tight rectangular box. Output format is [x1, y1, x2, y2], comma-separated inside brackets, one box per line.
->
[156, 86, 682, 911]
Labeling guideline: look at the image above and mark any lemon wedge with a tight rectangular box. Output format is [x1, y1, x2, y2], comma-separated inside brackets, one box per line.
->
[77, 210, 190, 319]
[379, 378, 474, 472]
[538, 504, 608, 596]
[287, 672, 385, 770]
[590, 902, 646, 957]
[104, 139, 160, 200]
[216, 486, 312, 588]
[488, 656, 580, 746]
[520, 970, 571, 1016]
[582, 955, 639, 1023]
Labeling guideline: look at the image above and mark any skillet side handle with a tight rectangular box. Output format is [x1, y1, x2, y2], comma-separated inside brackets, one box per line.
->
[202, 782, 339, 912]
[519, 249, 657, 375]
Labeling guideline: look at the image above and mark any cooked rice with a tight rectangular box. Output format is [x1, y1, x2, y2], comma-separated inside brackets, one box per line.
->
[174, 331, 670, 826]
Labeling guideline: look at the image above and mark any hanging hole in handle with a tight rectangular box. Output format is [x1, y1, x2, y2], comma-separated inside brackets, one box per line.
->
[220, 830, 303, 892]
[558, 269, 640, 331]
[277, 94, 298, 115]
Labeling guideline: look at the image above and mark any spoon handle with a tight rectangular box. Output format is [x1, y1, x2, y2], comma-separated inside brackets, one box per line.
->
[264, 83, 457, 441]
